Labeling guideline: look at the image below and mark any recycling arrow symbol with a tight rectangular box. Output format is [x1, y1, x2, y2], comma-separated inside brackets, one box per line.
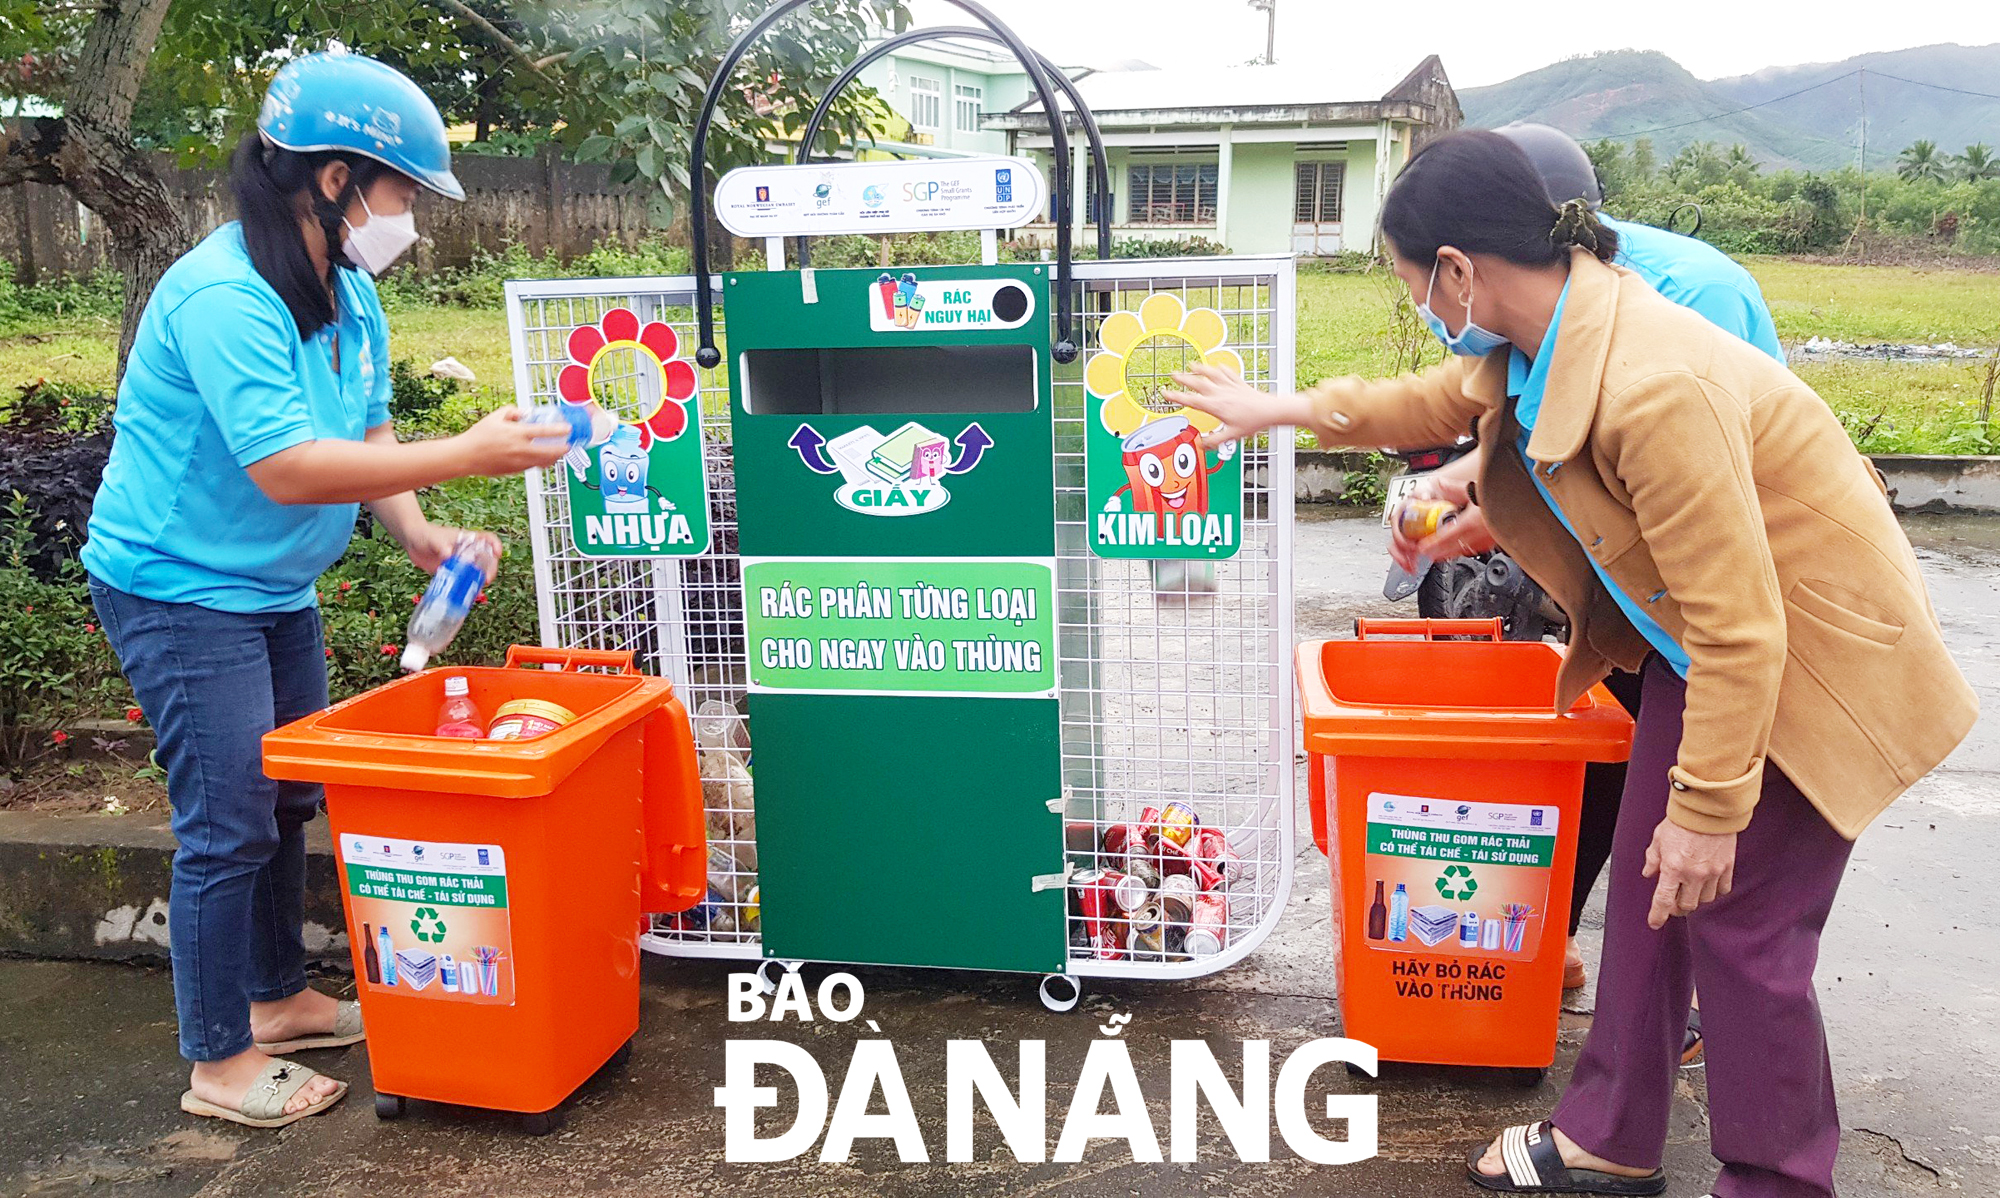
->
[410, 906, 448, 943]
[1435, 864, 1479, 901]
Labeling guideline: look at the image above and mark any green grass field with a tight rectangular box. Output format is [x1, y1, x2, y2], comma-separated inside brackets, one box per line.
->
[4, 258, 1996, 453]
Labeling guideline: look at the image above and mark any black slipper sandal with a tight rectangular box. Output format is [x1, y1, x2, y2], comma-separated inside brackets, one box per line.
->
[1681, 1010, 1704, 1068]
[1466, 1120, 1668, 1195]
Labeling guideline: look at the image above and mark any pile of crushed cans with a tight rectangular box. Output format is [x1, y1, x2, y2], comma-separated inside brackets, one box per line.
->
[1070, 801, 1242, 961]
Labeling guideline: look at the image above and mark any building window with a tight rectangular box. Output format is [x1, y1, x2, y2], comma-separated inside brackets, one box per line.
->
[908, 75, 941, 130]
[954, 84, 983, 133]
[1295, 160, 1345, 223]
[1127, 160, 1219, 225]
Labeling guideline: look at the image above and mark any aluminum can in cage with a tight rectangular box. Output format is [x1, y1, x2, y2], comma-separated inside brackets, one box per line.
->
[1186, 893, 1229, 958]
[1157, 801, 1200, 847]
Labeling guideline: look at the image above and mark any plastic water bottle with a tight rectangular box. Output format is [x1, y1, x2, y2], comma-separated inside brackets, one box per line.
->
[434, 675, 485, 738]
[1388, 882, 1409, 943]
[401, 537, 496, 672]
[524, 403, 618, 477]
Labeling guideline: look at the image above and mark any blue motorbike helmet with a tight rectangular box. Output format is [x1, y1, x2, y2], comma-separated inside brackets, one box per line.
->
[257, 52, 464, 201]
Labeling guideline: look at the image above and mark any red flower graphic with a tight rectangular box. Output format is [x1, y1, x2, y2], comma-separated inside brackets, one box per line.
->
[555, 306, 698, 444]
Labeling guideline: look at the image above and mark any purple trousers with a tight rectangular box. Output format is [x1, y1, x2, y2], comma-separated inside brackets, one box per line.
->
[1551, 656, 1854, 1198]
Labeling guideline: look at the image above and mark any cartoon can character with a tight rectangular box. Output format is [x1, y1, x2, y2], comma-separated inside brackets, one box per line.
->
[598, 424, 650, 513]
[1115, 415, 1226, 532]
[909, 435, 950, 482]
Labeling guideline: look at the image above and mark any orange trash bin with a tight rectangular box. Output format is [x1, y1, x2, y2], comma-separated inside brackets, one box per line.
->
[263, 646, 705, 1131]
[1297, 619, 1632, 1084]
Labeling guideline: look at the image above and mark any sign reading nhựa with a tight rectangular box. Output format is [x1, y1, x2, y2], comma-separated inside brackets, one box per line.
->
[554, 307, 711, 558]
[742, 558, 1055, 697]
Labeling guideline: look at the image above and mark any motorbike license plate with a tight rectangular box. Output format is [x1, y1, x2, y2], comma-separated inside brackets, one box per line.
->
[1381, 471, 1427, 527]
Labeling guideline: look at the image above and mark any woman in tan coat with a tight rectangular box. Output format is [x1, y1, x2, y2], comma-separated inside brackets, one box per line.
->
[1167, 130, 1975, 1198]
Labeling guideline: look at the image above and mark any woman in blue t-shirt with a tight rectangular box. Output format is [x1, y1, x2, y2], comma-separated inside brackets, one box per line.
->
[83, 53, 564, 1127]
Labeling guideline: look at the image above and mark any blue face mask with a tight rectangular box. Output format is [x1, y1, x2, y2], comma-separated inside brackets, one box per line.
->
[1417, 259, 1509, 357]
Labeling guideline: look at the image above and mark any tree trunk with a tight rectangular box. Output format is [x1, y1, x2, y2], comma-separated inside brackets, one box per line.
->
[0, 0, 186, 378]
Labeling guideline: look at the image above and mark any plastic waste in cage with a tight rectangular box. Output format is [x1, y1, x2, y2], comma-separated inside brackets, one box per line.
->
[504, 1, 1297, 1010]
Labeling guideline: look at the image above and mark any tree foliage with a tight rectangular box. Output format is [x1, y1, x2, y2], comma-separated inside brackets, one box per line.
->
[2, 0, 909, 364]
[1897, 139, 1948, 183]
[1955, 144, 1999, 183]
[1586, 137, 2000, 256]
[124, 0, 911, 213]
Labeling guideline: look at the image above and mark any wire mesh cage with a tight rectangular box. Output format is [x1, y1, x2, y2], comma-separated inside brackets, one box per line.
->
[1055, 258, 1296, 979]
[507, 279, 761, 960]
[507, 256, 1295, 980]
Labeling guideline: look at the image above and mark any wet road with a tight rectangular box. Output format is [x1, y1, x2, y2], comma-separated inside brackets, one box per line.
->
[1, 511, 1991, 1197]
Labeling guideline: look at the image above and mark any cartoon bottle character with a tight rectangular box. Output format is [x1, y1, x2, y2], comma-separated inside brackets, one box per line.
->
[909, 435, 950, 482]
[1113, 415, 1234, 532]
[598, 424, 651, 513]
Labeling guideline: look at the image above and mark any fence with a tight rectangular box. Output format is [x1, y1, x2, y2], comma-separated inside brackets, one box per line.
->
[2, 149, 655, 284]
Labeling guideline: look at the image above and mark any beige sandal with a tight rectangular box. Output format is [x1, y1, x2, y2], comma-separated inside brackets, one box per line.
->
[180, 1059, 348, 1128]
[255, 1000, 365, 1055]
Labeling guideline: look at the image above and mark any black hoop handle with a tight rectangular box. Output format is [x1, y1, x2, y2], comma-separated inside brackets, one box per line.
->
[688, 0, 1078, 368]
[791, 25, 1112, 265]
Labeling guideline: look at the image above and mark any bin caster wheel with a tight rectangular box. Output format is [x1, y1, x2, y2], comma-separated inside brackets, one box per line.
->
[373, 1093, 406, 1121]
[521, 1108, 565, 1136]
[604, 1038, 634, 1074]
[1037, 973, 1081, 1013]
[1344, 1061, 1376, 1080]
[1508, 1066, 1549, 1089]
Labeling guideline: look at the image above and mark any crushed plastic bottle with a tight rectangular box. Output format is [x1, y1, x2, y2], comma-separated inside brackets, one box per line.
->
[524, 402, 619, 478]
[401, 536, 497, 672]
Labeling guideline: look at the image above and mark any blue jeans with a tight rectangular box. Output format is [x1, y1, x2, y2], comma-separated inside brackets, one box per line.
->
[90, 577, 329, 1062]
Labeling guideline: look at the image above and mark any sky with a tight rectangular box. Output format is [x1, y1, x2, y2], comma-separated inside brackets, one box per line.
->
[911, 0, 2000, 89]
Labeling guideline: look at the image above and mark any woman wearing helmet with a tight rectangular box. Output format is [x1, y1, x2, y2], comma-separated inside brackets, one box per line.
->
[82, 53, 566, 1127]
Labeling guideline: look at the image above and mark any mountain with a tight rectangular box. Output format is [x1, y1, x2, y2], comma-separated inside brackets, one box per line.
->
[1709, 43, 2000, 168]
[1460, 44, 2000, 171]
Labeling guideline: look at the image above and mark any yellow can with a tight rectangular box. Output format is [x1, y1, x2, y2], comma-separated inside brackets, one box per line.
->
[487, 698, 578, 741]
[1397, 499, 1457, 540]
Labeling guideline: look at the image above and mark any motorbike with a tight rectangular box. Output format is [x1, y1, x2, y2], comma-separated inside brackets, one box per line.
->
[1379, 442, 1569, 643]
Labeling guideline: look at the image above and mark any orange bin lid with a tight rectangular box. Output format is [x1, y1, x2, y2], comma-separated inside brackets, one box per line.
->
[264, 646, 677, 798]
[1297, 619, 1633, 763]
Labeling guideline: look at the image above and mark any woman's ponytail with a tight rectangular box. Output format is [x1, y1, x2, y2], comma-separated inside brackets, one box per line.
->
[230, 132, 336, 339]
[1551, 197, 1619, 263]
[228, 132, 390, 340]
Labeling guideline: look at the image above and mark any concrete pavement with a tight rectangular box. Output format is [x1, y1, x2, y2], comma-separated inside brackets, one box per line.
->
[1, 510, 1992, 1197]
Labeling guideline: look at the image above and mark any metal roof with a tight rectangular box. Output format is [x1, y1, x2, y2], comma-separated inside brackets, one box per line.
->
[987, 58, 1455, 130]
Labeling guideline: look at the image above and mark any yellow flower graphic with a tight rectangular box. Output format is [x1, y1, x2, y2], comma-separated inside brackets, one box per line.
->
[1085, 292, 1245, 437]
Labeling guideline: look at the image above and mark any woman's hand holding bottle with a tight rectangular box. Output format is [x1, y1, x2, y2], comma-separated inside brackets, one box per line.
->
[454, 408, 572, 475]
[401, 522, 502, 580]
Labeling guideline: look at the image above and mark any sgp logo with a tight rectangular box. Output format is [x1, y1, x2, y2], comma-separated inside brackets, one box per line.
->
[901, 180, 942, 202]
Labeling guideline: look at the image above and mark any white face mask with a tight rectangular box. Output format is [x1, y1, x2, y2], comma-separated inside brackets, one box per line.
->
[342, 193, 418, 276]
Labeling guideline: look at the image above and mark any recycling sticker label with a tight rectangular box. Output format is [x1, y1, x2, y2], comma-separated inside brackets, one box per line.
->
[1359, 792, 1558, 962]
[340, 833, 515, 1006]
